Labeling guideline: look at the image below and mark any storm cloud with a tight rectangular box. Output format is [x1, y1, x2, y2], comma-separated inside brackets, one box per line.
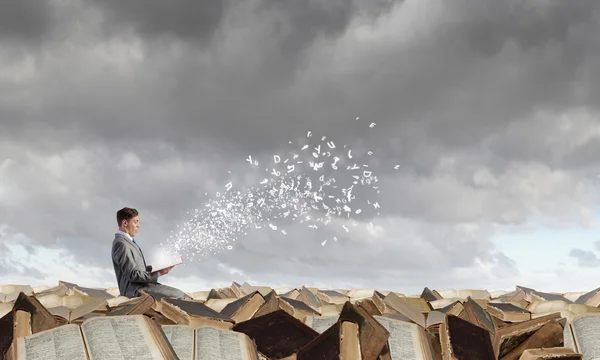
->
[1, 0, 600, 293]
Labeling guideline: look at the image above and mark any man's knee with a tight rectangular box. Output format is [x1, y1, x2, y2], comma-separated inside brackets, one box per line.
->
[140, 284, 184, 300]
[161, 285, 185, 300]
[173, 289, 186, 300]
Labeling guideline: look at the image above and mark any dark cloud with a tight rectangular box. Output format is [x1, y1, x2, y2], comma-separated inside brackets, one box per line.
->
[0, 0, 54, 44]
[2, 0, 599, 159]
[260, 0, 357, 48]
[361, 1, 600, 151]
[250, 0, 401, 84]
[455, 1, 598, 57]
[90, 0, 230, 45]
[1, 0, 600, 291]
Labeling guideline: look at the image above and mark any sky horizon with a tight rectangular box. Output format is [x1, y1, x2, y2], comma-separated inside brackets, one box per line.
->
[2, 0, 600, 296]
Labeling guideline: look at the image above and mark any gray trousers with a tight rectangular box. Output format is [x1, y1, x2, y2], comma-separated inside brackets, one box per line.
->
[136, 283, 186, 300]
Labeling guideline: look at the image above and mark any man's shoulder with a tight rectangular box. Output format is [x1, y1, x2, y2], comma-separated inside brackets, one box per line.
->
[112, 233, 129, 246]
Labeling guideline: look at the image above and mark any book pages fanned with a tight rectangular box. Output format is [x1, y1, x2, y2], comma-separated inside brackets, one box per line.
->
[81, 316, 163, 360]
[0, 302, 13, 318]
[196, 326, 249, 360]
[375, 316, 424, 360]
[161, 325, 194, 360]
[564, 323, 575, 351]
[36, 294, 62, 309]
[571, 315, 600, 360]
[15, 324, 87, 360]
[305, 316, 338, 334]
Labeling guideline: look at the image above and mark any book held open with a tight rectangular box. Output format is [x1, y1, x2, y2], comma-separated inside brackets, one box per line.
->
[151, 255, 184, 274]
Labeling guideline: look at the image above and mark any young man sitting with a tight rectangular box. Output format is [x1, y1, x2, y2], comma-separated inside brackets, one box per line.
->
[111, 207, 187, 300]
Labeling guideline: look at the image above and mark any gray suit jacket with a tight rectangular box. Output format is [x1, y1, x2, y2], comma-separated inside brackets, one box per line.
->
[111, 233, 159, 297]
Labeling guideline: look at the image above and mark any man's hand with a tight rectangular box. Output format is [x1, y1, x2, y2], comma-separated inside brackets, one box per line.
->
[157, 265, 174, 276]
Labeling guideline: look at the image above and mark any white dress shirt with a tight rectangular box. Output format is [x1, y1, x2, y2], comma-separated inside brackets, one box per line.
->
[116, 230, 134, 243]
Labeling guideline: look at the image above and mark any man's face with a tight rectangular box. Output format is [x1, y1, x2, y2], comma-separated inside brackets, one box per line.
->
[123, 216, 140, 237]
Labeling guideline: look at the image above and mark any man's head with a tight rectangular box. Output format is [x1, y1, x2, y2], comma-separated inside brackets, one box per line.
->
[117, 207, 140, 237]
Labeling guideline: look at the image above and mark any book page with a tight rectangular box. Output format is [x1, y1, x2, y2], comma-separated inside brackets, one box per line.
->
[305, 316, 338, 334]
[375, 316, 424, 360]
[62, 295, 88, 309]
[429, 299, 456, 310]
[151, 255, 183, 273]
[571, 314, 600, 360]
[564, 323, 576, 351]
[15, 324, 87, 360]
[161, 325, 194, 360]
[0, 302, 13, 318]
[383, 294, 426, 328]
[195, 326, 249, 360]
[527, 300, 569, 314]
[36, 294, 63, 309]
[70, 298, 108, 321]
[107, 296, 133, 308]
[456, 290, 490, 300]
[81, 315, 163, 360]
[47, 306, 70, 320]
[532, 309, 576, 323]
[425, 311, 445, 328]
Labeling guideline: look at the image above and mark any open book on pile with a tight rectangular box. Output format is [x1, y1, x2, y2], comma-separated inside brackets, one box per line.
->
[563, 312, 600, 358]
[8, 311, 260, 360]
[161, 324, 259, 360]
[8, 313, 177, 360]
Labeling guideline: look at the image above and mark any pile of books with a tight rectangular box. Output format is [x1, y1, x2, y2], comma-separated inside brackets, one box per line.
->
[1, 281, 597, 359]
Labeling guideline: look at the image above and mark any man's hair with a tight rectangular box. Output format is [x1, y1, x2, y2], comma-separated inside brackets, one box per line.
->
[117, 207, 139, 227]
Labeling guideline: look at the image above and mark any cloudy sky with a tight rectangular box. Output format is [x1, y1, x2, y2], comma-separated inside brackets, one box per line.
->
[2, 0, 600, 296]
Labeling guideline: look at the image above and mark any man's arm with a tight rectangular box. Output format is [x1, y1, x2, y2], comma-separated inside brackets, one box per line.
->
[112, 241, 159, 284]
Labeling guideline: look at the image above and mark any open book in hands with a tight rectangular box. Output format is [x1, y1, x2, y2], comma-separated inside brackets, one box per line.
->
[151, 255, 183, 275]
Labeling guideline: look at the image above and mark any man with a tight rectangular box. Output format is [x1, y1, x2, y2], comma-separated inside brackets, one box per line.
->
[111, 207, 186, 299]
